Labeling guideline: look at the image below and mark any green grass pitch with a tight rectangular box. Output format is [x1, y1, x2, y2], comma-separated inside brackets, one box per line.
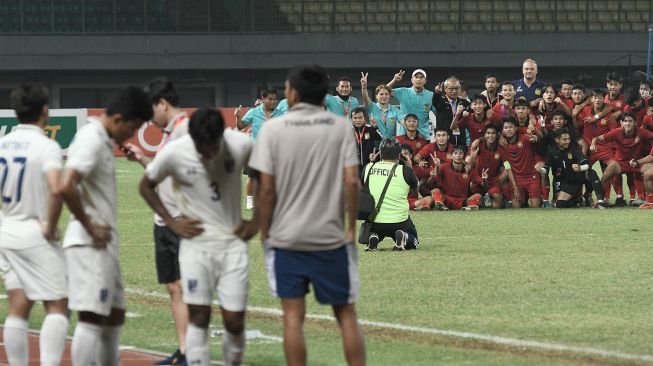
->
[1, 158, 652, 365]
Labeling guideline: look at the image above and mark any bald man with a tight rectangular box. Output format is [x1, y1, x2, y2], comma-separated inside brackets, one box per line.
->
[514, 58, 546, 104]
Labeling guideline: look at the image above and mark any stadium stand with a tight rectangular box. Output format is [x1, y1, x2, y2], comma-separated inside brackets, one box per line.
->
[0, 0, 650, 34]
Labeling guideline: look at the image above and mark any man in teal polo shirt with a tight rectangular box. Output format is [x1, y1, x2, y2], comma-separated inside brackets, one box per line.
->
[276, 98, 289, 115]
[235, 85, 280, 209]
[325, 77, 360, 118]
[386, 69, 435, 140]
[360, 72, 404, 139]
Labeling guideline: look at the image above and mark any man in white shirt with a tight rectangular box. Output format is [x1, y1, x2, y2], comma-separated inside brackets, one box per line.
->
[0, 84, 67, 366]
[140, 108, 254, 366]
[59, 87, 153, 365]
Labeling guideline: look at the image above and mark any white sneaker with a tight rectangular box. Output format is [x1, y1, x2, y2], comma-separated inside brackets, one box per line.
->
[246, 196, 254, 210]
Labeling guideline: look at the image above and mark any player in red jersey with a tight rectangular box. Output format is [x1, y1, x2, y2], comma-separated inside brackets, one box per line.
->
[558, 79, 575, 110]
[467, 124, 505, 208]
[414, 127, 454, 177]
[634, 145, 653, 208]
[532, 84, 572, 129]
[642, 98, 653, 132]
[450, 94, 491, 143]
[429, 145, 482, 210]
[399, 145, 434, 210]
[621, 89, 650, 204]
[578, 89, 620, 203]
[396, 114, 428, 155]
[591, 112, 653, 201]
[605, 72, 625, 115]
[489, 81, 517, 125]
[498, 116, 542, 208]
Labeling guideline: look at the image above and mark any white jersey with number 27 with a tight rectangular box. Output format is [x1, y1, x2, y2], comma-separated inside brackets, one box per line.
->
[0, 124, 62, 250]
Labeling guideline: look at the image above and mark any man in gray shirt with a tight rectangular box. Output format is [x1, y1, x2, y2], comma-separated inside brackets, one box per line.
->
[246, 65, 365, 366]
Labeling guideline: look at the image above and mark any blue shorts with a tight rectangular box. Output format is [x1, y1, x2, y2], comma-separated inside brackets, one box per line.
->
[264, 244, 360, 305]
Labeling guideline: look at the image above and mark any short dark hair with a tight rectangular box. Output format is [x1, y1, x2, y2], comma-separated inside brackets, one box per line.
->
[404, 113, 418, 121]
[624, 88, 641, 105]
[552, 127, 570, 140]
[336, 76, 351, 85]
[640, 80, 653, 88]
[452, 145, 466, 155]
[189, 108, 225, 148]
[621, 112, 637, 122]
[10, 84, 49, 124]
[515, 97, 529, 108]
[561, 79, 574, 86]
[501, 116, 518, 130]
[379, 138, 402, 160]
[470, 94, 485, 103]
[400, 144, 413, 155]
[591, 88, 607, 98]
[287, 65, 329, 106]
[106, 86, 153, 122]
[351, 106, 368, 121]
[460, 81, 468, 91]
[144, 76, 179, 107]
[483, 124, 499, 133]
[606, 72, 622, 83]
[484, 74, 498, 82]
[572, 83, 585, 92]
[501, 81, 515, 88]
[551, 110, 567, 120]
[543, 84, 558, 95]
[260, 85, 277, 98]
[434, 127, 449, 135]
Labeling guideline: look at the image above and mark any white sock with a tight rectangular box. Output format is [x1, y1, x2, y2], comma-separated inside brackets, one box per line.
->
[222, 330, 245, 366]
[246, 196, 254, 208]
[98, 325, 122, 366]
[40, 313, 69, 366]
[72, 322, 102, 366]
[185, 324, 210, 366]
[4, 316, 28, 366]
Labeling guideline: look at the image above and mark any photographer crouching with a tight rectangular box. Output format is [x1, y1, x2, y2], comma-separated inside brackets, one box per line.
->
[363, 139, 420, 251]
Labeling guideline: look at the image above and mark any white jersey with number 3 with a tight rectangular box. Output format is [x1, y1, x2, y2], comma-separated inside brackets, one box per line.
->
[0, 124, 62, 250]
[145, 129, 252, 252]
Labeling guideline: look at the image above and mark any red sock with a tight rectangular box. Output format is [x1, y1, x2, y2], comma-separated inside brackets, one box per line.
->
[432, 189, 444, 204]
[467, 194, 481, 207]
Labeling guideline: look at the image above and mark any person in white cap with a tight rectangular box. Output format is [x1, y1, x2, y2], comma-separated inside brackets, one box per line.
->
[386, 69, 434, 140]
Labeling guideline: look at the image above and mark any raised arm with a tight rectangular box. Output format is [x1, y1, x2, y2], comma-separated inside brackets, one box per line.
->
[386, 70, 405, 89]
[360, 72, 372, 107]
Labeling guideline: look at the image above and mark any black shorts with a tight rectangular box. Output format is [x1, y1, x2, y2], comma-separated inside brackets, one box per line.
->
[154, 224, 181, 284]
[553, 180, 582, 197]
[242, 166, 256, 178]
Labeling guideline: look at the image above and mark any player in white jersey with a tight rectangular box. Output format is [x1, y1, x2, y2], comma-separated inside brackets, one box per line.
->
[59, 87, 153, 366]
[140, 108, 254, 366]
[123, 77, 190, 366]
[0, 85, 68, 366]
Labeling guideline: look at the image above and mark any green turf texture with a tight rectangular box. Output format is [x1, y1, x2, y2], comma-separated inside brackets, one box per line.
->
[1, 158, 652, 366]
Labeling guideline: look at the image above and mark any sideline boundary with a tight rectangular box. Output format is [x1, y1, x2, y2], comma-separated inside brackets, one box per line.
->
[126, 287, 653, 364]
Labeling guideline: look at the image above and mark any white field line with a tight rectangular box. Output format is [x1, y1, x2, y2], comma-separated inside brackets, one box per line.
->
[125, 288, 653, 363]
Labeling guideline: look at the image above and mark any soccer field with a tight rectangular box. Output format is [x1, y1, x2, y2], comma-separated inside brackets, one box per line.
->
[2, 158, 652, 366]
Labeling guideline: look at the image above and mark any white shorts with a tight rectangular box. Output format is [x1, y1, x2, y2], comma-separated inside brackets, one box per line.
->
[0, 245, 67, 301]
[179, 242, 249, 312]
[64, 245, 125, 316]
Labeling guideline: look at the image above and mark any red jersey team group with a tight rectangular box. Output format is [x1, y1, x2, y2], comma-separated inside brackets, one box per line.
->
[241, 58, 653, 210]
